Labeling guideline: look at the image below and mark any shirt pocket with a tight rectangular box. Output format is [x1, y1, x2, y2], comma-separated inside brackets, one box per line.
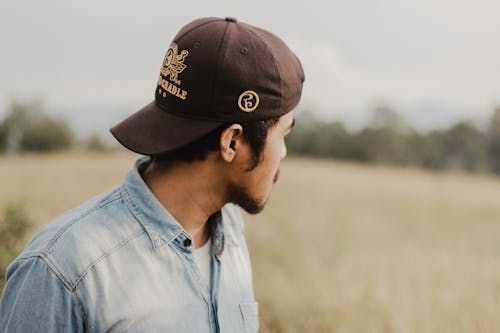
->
[239, 302, 259, 333]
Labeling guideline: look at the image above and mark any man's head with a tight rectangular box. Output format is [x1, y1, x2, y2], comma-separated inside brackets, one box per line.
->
[149, 111, 295, 214]
[110, 17, 304, 213]
[222, 111, 295, 214]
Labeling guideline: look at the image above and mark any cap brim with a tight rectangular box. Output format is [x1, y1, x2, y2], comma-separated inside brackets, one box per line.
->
[110, 101, 224, 155]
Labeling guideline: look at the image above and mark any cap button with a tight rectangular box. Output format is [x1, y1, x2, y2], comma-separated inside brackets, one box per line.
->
[225, 17, 237, 23]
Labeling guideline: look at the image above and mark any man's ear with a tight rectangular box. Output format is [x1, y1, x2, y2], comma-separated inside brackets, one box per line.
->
[220, 124, 244, 162]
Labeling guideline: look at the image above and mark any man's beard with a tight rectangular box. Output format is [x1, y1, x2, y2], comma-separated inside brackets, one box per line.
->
[226, 168, 280, 215]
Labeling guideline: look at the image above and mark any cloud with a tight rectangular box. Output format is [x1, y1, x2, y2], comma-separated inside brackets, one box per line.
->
[288, 34, 500, 125]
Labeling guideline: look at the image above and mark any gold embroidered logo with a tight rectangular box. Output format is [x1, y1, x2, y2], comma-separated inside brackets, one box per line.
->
[161, 43, 188, 84]
[158, 43, 189, 100]
[238, 90, 259, 112]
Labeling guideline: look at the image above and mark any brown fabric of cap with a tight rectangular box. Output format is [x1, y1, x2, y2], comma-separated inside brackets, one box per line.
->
[111, 17, 305, 155]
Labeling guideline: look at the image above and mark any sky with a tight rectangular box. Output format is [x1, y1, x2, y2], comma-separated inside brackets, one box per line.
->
[1, 0, 500, 135]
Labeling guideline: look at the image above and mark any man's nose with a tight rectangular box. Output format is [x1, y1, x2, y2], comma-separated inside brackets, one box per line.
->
[280, 141, 287, 160]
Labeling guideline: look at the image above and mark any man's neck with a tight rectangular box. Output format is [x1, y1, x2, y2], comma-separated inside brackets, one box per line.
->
[141, 159, 226, 249]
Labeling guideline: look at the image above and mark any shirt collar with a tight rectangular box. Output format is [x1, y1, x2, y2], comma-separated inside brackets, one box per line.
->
[120, 157, 234, 253]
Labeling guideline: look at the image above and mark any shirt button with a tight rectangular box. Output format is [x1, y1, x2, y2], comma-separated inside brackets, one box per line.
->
[183, 238, 192, 247]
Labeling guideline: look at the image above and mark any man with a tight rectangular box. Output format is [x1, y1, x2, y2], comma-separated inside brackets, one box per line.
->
[0, 17, 304, 332]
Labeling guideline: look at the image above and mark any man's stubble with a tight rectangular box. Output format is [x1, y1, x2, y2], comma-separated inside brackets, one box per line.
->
[227, 168, 280, 215]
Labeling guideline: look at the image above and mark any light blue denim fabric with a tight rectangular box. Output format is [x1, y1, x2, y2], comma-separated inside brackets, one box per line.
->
[0, 157, 258, 333]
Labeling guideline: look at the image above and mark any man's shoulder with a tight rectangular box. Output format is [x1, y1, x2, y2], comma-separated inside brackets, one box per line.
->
[16, 186, 146, 289]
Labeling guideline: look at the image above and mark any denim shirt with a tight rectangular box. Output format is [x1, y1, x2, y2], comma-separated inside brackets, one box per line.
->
[0, 158, 259, 333]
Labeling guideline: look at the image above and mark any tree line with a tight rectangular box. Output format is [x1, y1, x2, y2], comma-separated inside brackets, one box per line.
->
[287, 106, 500, 175]
[2, 101, 500, 175]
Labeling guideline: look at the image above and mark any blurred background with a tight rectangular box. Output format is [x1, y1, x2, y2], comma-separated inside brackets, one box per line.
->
[1, 0, 500, 332]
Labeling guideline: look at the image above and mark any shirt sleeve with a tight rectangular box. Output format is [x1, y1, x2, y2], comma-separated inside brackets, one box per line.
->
[0, 256, 85, 333]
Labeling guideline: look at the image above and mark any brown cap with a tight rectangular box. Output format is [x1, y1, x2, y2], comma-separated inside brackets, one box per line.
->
[111, 17, 305, 155]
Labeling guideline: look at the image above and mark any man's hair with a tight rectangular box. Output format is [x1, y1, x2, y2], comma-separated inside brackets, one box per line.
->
[150, 117, 280, 171]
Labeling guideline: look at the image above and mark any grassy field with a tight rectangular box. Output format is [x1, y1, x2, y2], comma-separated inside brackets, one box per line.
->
[1, 152, 500, 332]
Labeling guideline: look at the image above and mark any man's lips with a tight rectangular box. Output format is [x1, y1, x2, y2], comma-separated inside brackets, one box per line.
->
[273, 168, 280, 184]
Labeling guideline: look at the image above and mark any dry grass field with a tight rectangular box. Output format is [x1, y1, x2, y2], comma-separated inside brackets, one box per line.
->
[1, 151, 500, 332]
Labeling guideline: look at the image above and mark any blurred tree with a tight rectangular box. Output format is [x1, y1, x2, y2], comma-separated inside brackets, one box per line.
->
[371, 105, 408, 133]
[0, 100, 74, 153]
[350, 127, 411, 165]
[348, 106, 412, 165]
[408, 130, 446, 170]
[86, 134, 109, 151]
[286, 111, 351, 159]
[285, 111, 319, 155]
[441, 122, 489, 172]
[0, 121, 6, 152]
[487, 107, 500, 174]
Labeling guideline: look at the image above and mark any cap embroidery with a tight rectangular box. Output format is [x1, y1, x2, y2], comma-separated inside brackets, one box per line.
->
[158, 43, 189, 100]
[238, 90, 259, 112]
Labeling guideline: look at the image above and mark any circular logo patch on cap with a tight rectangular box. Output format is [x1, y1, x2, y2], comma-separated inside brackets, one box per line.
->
[238, 90, 259, 112]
